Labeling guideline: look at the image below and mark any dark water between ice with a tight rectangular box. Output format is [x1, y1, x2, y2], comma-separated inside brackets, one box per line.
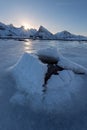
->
[0, 39, 87, 130]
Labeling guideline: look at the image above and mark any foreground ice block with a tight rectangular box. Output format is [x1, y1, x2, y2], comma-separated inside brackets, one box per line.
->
[12, 52, 47, 95]
[11, 47, 87, 112]
[37, 47, 87, 74]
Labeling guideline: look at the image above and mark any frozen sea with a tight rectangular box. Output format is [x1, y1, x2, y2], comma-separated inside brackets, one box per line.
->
[0, 39, 87, 130]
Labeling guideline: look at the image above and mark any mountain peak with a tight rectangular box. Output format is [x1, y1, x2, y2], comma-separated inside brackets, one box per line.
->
[34, 25, 54, 39]
[38, 26, 51, 33]
[0, 21, 87, 40]
[61, 30, 71, 35]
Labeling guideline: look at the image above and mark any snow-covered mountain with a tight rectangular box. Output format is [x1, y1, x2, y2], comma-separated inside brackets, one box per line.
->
[8, 24, 37, 38]
[55, 30, 87, 41]
[33, 26, 55, 40]
[0, 22, 37, 38]
[0, 22, 14, 37]
[0, 22, 87, 41]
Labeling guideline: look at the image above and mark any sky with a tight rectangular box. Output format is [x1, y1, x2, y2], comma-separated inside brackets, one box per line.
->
[0, 0, 87, 35]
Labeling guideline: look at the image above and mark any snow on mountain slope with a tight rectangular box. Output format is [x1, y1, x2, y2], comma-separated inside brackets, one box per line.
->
[34, 26, 55, 40]
[0, 22, 87, 40]
[8, 24, 37, 38]
[55, 30, 87, 40]
[55, 30, 75, 39]
[0, 22, 15, 37]
[0, 22, 37, 38]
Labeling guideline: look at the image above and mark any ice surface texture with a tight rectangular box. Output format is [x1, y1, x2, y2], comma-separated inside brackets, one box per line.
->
[11, 47, 87, 112]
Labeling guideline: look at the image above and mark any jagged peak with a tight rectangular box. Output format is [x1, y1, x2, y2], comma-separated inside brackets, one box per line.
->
[39, 25, 47, 31]
[0, 21, 87, 40]
[38, 25, 52, 34]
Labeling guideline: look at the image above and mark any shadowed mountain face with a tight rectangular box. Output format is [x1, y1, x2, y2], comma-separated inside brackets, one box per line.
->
[34, 26, 55, 40]
[0, 22, 87, 40]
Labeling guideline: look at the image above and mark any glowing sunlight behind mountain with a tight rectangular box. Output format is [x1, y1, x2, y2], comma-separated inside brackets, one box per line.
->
[23, 22, 32, 30]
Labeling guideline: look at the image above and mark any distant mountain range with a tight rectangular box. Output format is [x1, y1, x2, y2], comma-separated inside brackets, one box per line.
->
[0, 22, 87, 41]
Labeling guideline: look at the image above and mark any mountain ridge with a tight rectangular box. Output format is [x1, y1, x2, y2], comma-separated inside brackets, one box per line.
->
[0, 22, 87, 41]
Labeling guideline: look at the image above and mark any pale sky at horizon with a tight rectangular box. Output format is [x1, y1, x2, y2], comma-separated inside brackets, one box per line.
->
[0, 0, 87, 36]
